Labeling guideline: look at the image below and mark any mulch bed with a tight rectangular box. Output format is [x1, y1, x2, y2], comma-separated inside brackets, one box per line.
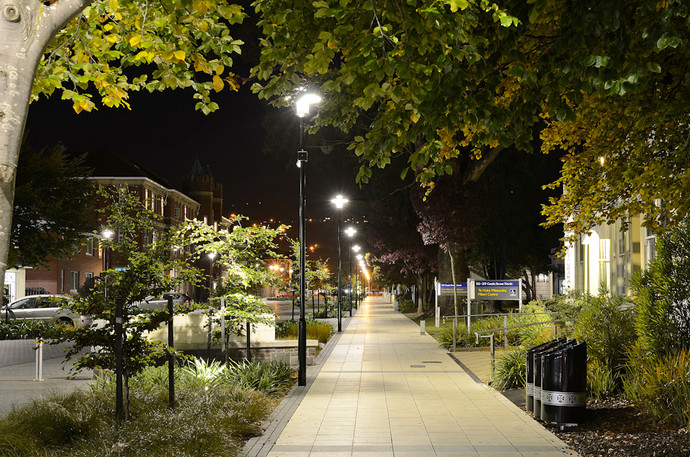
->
[545, 398, 690, 456]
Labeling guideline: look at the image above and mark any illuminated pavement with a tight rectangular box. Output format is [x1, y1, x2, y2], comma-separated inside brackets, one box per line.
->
[245, 296, 577, 457]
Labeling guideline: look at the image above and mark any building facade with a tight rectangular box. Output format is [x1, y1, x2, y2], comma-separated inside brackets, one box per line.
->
[22, 151, 201, 298]
[563, 215, 656, 296]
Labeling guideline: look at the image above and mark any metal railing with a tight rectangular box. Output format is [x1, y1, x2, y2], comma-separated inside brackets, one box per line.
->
[443, 312, 554, 352]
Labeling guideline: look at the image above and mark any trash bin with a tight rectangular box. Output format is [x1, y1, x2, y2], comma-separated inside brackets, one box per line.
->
[533, 339, 575, 417]
[525, 338, 565, 414]
[540, 341, 587, 426]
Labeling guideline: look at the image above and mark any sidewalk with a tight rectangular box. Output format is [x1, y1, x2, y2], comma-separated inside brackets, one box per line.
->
[245, 296, 577, 457]
[0, 340, 93, 417]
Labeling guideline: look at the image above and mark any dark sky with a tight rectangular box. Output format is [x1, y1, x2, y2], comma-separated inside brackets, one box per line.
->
[24, 83, 368, 268]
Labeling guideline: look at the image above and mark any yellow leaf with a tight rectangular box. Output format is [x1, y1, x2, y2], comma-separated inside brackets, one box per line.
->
[73, 99, 95, 114]
[215, 64, 225, 75]
[212, 75, 224, 92]
[109, 0, 119, 12]
[105, 34, 118, 43]
[129, 35, 142, 47]
[410, 113, 419, 123]
[173, 50, 186, 61]
[193, 0, 208, 14]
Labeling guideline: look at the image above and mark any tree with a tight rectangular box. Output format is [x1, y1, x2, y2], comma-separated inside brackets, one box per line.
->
[64, 185, 201, 417]
[0, 0, 245, 302]
[10, 142, 94, 268]
[412, 174, 482, 316]
[178, 217, 287, 349]
[252, 0, 690, 243]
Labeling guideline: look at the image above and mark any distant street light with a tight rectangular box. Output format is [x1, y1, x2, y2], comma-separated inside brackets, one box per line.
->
[296, 92, 321, 386]
[331, 195, 348, 332]
[344, 227, 356, 316]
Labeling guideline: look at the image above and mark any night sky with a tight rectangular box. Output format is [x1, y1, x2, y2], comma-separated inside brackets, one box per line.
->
[24, 82, 369, 267]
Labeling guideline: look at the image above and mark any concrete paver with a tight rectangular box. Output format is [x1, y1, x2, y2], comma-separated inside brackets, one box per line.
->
[245, 297, 577, 457]
[0, 340, 93, 417]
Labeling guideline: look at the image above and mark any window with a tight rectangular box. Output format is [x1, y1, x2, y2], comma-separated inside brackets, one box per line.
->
[60, 269, 65, 293]
[70, 271, 80, 292]
[85, 237, 95, 256]
[174, 203, 181, 219]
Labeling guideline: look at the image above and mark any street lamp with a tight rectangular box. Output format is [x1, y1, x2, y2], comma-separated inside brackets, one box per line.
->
[352, 244, 361, 310]
[296, 92, 321, 386]
[344, 227, 356, 316]
[101, 228, 123, 421]
[356, 253, 363, 308]
[331, 195, 348, 332]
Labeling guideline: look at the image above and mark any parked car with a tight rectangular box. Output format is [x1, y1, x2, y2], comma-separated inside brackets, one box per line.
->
[131, 292, 192, 311]
[277, 291, 297, 298]
[0, 294, 92, 327]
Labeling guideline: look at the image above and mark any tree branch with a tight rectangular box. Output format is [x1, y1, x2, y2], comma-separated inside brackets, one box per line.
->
[461, 145, 504, 184]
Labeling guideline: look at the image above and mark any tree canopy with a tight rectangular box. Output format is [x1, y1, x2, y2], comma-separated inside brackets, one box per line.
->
[252, 0, 690, 240]
[10, 143, 94, 268]
[33, 0, 246, 114]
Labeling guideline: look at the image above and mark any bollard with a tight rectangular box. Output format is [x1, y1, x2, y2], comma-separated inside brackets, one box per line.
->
[420, 320, 426, 335]
[34, 338, 44, 382]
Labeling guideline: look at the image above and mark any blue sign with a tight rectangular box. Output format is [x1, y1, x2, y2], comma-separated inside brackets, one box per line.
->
[473, 280, 521, 300]
[438, 283, 467, 296]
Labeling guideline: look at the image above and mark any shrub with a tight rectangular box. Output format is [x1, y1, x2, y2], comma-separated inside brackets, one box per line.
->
[0, 319, 66, 340]
[631, 218, 690, 357]
[225, 359, 294, 396]
[587, 359, 617, 400]
[572, 289, 636, 383]
[491, 347, 527, 391]
[438, 313, 554, 349]
[276, 319, 334, 344]
[0, 361, 283, 456]
[624, 348, 690, 427]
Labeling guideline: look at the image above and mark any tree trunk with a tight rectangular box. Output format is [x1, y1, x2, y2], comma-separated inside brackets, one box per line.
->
[448, 248, 458, 317]
[437, 246, 469, 314]
[0, 0, 90, 293]
[416, 276, 423, 314]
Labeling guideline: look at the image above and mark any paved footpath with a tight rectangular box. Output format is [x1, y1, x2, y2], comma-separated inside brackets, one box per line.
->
[0, 340, 93, 417]
[245, 296, 577, 457]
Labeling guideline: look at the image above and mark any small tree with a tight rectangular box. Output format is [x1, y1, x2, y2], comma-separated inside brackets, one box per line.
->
[63, 185, 201, 418]
[178, 217, 288, 350]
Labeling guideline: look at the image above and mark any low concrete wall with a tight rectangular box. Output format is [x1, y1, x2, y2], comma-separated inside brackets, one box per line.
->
[145, 311, 319, 367]
[145, 310, 275, 350]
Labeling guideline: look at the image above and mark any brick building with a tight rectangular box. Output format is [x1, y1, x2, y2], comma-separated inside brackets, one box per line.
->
[23, 150, 201, 297]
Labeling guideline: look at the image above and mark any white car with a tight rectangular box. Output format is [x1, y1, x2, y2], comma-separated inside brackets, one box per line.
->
[131, 292, 193, 311]
[1, 294, 92, 327]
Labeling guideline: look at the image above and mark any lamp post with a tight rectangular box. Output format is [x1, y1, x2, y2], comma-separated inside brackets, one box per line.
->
[344, 227, 356, 317]
[101, 229, 123, 421]
[356, 253, 363, 308]
[352, 245, 361, 310]
[296, 92, 321, 386]
[331, 195, 348, 332]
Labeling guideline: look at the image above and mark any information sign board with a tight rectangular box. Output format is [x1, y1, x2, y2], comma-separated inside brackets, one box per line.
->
[472, 280, 520, 301]
[437, 283, 467, 296]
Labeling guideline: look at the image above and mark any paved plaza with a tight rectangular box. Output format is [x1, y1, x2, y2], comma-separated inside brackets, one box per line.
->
[245, 296, 576, 457]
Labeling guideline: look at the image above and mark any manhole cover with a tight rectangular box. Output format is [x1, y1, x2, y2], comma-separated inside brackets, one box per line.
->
[410, 365, 426, 368]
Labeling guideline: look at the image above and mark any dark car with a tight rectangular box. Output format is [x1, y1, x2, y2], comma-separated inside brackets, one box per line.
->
[131, 292, 193, 311]
[1, 294, 92, 327]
